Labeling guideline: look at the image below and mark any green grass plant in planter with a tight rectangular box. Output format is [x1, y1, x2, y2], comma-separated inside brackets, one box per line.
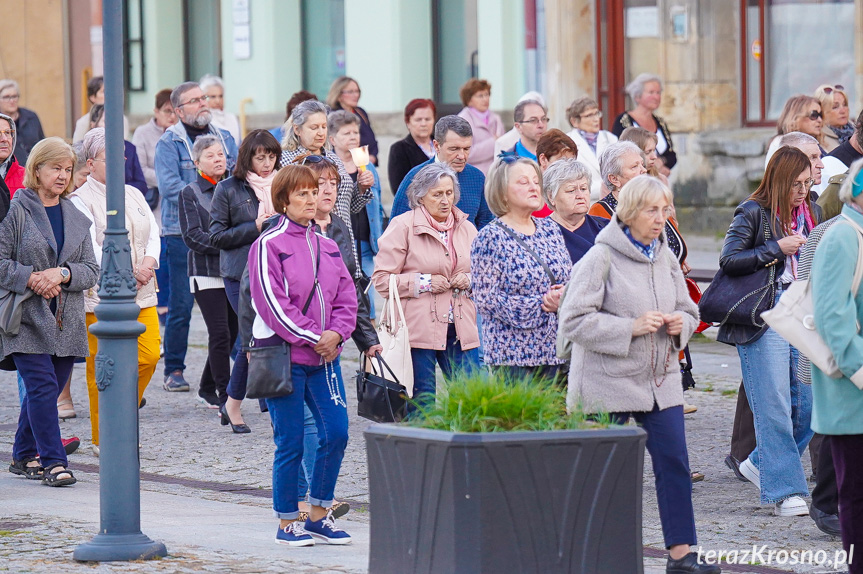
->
[364, 369, 648, 574]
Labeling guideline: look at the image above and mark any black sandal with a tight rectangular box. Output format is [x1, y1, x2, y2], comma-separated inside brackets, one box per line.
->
[9, 457, 43, 480]
[41, 463, 76, 487]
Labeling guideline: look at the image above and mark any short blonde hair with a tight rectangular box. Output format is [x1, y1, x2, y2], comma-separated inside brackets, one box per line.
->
[23, 137, 77, 196]
[616, 175, 673, 225]
[814, 84, 849, 124]
[484, 157, 542, 217]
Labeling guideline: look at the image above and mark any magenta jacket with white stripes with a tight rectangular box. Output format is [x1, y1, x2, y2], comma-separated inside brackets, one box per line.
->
[248, 214, 358, 366]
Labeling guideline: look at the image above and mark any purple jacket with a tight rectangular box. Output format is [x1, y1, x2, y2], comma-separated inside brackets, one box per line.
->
[249, 215, 357, 366]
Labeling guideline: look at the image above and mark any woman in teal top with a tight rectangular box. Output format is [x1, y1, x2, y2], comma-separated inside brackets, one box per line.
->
[811, 157, 863, 570]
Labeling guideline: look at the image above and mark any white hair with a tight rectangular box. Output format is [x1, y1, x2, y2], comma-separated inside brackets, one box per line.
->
[199, 74, 224, 92]
[600, 141, 643, 191]
[82, 127, 106, 161]
[542, 159, 592, 207]
[625, 73, 663, 101]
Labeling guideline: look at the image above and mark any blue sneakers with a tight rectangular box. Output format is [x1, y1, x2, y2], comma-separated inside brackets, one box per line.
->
[305, 512, 352, 545]
[275, 522, 314, 547]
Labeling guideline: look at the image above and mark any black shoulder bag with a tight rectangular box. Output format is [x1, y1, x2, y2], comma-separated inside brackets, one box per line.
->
[492, 220, 557, 284]
[356, 352, 409, 423]
[246, 234, 321, 399]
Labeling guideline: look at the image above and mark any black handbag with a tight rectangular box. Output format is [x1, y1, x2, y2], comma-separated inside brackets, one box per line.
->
[698, 208, 777, 328]
[356, 353, 408, 423]
[680, 346, 696, 391]
[246, 234, 320, 400]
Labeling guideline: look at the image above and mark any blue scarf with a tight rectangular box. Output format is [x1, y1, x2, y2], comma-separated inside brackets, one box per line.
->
[623, 226, 659, 261]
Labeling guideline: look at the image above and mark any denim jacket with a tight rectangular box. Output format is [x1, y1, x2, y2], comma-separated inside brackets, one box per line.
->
[155, 123, 237, 236]
[365, 163, 386, 253]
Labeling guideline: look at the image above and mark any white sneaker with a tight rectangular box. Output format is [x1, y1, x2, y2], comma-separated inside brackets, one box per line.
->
[775, 496, 809, 517]
[738, 457, 760, 489]
[91, 444, 100, 458]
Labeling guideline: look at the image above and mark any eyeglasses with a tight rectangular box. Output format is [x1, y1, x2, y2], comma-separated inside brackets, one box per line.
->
[0, 94, 20, 102]
[579, 111, 603, 119]
[177, 96, 209, 108]
[822, 85, 846, 95]
[341, 89, 361, 96]
[519, 117, 550, 126]
[805, 110, 822, 121]
[792, 178, 816, 192]
[0, 129, 13, 140]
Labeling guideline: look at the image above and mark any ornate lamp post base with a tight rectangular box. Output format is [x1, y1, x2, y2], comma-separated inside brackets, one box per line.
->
[74, 533, 167, 562]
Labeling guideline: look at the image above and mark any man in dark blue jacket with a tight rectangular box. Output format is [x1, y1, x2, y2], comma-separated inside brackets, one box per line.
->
[391, 115, 493, 229]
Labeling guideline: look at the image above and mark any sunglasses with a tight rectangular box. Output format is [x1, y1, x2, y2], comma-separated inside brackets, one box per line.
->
[805, 110, 822, 121]
[298, 154, 337, 167]
[822, 85, 845, 95]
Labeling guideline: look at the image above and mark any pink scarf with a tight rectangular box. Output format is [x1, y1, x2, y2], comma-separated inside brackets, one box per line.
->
[470, 107, 491, 126]
[420, 205, 457, 273]
[246, 171, 276, 217]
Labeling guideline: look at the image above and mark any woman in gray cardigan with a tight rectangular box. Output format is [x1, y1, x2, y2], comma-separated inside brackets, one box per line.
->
[558, 176, 714, 574]
[0, 138, 99, 487]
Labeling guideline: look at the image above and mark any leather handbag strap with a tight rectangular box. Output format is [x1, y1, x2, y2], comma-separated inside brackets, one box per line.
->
[492, 220, 557, 284]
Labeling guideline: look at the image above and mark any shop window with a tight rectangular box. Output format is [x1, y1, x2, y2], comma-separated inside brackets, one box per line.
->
[301, 0, 346, 100]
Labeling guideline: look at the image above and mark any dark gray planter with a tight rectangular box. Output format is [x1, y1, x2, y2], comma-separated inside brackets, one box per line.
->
[365, 424, 647, 574]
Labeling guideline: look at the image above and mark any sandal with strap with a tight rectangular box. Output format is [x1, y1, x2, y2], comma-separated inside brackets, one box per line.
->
[9, 457, 43, 480]
[41, 463, 76, 487]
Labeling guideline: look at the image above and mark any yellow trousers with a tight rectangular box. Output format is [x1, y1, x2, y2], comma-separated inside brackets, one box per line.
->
[85, 306, 161, 446]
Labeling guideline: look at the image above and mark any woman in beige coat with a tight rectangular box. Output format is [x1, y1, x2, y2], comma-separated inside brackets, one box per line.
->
[558, 175, 715, 574]
[70, 128, 161, 456]
[372, 163, 480, 408]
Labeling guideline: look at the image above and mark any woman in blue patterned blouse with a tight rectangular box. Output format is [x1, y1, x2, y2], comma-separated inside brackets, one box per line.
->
[471, 156, 573, 383]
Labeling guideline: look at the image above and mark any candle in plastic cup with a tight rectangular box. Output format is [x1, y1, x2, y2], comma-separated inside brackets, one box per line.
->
[350, 145, 370, 172]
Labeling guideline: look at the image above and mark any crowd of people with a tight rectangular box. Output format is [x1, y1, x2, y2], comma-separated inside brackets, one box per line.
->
[2, 70, 863, 573]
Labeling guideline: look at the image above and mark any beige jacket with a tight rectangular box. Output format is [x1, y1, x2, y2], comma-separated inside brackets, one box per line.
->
[559, 215, 699, 414]
[372, 207, 480, 351]
[70, 176, 161, 311]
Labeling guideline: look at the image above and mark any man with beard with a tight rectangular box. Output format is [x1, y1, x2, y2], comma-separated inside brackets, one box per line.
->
[155, 82, 238, 392]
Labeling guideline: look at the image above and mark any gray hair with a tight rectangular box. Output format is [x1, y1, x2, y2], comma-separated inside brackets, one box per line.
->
[779, 131, 820, 150]
[191, 134, 222, 163]
[625, 73, 663, 101]
[282, 99, 330, 151]
[327, 109, 360, 136]
[170, 82, 201, 109]
[406, 163, 461, 209]
[600, 141, 643, 191]
[839, 158, 863, 204]
[514, 99, 547, 123]
[617, 175, 674, 225]
[433, 115, 472, 144]
[82, 127, 106, 160]
[542, 159, 593, 207]
[199, 74, 224, 92]
[0, 79, 19, 97]
[72, 142, 87, 172]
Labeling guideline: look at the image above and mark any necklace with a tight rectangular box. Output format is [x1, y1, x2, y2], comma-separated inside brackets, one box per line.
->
[649, 331, 672, 387]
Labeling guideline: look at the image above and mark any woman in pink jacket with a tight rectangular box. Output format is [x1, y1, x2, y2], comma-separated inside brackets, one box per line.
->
[458, 78, 504, 175]
[372, 163, 480, 409]
[249, 164, 357, 548]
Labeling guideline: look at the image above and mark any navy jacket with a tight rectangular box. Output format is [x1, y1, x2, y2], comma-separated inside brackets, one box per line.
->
[13, 107, 44, 167]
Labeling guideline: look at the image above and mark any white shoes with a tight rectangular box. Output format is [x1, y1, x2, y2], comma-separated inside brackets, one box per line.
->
[738, 457, 760, 489]
[775, 496, 809, 517]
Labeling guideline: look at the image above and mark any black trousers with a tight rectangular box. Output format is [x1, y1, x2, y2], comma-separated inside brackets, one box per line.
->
[194, 287, 238, 404]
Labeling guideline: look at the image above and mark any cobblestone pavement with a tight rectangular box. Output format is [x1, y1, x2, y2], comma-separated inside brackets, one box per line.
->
[0, 266, 850, 573]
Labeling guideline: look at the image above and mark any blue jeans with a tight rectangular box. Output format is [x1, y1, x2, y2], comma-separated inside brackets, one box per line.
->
[155, 236, 170, 309]
[410, 324, 480, 411]
[267, 358, 349, 519]
[163, 236, 194, 375]
[17, 372, 25, 405]
[611, 404, 696, 548]
[737, 309, 813, 504]
[358, 240, 377, 320]
[13, 354, 76, 468]
[297, 404, 318, 501]
[224, 278, 251, 402]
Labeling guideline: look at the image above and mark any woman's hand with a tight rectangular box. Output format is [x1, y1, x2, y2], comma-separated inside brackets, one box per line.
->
[778, 235, 806, 256]
[663, 313, 684, 336]
[314, 330, 342, 362]
[28, 269, 64, 297]
[134, 256, 157, 289]
[430, 275, 450, 294]
[364, 344, 384, 358]
[541, 284, 565, 313]
[632, 311, 665, 336]
[357, 169, 375, 191]
[450, 272, 470, 291]
[255, 212, 274, 232]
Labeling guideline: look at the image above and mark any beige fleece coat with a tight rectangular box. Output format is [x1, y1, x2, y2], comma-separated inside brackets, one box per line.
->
[559, 214, 699, 414]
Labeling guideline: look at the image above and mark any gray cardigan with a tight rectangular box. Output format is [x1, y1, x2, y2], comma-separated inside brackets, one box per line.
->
[559, 214, 699, 414]
[0, 188, 98, 358]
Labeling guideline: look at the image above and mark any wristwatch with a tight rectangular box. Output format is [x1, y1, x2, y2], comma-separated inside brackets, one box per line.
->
[59, 267, 70, 282]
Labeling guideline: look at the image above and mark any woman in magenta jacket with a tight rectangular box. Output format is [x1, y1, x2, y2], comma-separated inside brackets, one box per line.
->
[248, 164, 357, 547]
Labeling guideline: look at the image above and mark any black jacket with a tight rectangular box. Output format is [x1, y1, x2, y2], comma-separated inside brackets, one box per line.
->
[611, 111, 677, 170]
[208, 175, 260, 281]
[716, 199, 822, 345]
[12, 107, 44, 167]
[178, 173, 221, 278]
[387, 134, 432, 195]
[237, 215, 379, 353]
[0, 175, 10, 222]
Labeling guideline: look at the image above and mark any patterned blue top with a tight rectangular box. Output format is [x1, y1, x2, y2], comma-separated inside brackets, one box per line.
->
[471, 217, 573, 366]
[391, 158, 494, 229]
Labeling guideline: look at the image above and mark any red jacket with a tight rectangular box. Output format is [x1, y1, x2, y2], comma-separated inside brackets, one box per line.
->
[4, 158, 25, 197]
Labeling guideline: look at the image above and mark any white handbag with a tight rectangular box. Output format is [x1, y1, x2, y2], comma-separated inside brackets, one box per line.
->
[762, 215, 863, 386]
[369, 274, 414, 397]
